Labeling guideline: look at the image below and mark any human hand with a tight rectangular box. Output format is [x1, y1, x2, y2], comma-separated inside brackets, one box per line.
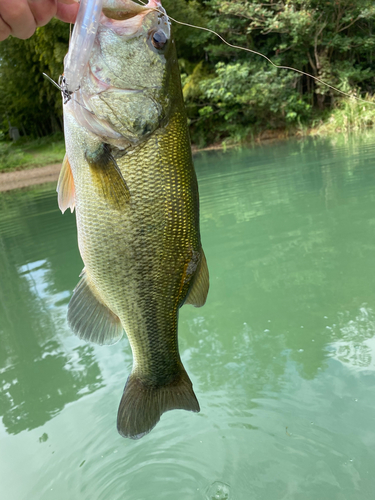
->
[0, 0, 80, 42]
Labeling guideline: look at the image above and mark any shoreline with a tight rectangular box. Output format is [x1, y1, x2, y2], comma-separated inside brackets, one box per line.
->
[0, 163, 62, 192]
[0, 130, 306, 192]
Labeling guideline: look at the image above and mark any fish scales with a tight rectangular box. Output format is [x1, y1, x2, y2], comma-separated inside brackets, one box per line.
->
[59, 0, 209, 439]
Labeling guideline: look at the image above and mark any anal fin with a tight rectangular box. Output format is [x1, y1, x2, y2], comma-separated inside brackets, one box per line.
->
[184, 249, 209, 307]
[86, 143, 130, 209]
[68, 270, 123, 345]
[57, 154, 75, 214]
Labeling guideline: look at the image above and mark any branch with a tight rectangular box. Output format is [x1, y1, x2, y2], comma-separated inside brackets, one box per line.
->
[337, 16, 361, 33]
[314, 21, 327, 70]
[307, 52, 317, 74]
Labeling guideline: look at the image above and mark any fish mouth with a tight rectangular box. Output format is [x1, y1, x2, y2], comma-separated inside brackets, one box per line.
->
[102, 0, 161, 21]
[101, 0, 166, 34]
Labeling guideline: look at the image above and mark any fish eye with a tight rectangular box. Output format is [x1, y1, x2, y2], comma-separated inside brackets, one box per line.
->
[151, 30, 168, 50]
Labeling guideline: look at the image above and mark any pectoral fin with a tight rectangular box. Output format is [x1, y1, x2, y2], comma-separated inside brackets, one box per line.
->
[184, 249, 209, 307]
[68, 270, 124, 345]
[86, 143, 130, 209]
[57, 154, 75, 214]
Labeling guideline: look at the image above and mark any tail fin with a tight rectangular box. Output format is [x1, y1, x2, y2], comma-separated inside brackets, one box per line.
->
[117, 367, 200, 439]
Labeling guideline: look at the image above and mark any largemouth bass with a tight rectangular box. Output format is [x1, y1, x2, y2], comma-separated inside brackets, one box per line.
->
[58, 0, 209, 439]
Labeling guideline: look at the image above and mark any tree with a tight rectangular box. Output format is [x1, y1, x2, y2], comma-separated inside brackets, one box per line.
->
[183, 0, 375, 144]
[0, 19, 69, 137]
[1, 1, 374, 143]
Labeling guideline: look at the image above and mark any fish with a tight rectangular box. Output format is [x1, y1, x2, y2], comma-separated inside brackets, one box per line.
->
[57, 0, 209, 439]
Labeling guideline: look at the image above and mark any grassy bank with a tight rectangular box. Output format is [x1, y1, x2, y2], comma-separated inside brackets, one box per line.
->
[0, 133, 65, 173]
[309, 95, 375, 137]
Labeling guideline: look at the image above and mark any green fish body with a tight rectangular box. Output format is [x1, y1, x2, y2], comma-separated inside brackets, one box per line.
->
[58, 0, 209, 439]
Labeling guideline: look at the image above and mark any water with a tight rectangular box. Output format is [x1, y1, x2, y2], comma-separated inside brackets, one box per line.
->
[1, 134, 375, 499]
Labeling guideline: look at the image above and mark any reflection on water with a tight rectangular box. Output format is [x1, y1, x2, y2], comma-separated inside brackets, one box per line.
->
[0, 188, 103, 435]
[328, 306, 375, 371]
[1, 133, 375, 499]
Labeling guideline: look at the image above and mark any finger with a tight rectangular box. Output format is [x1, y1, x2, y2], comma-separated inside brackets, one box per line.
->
[0, 0, 36, 39]
[0, 15, 11, 42]
[56, 3, 80, 24]
[28, 0, 57, 28]
[28, 1, 79, 28]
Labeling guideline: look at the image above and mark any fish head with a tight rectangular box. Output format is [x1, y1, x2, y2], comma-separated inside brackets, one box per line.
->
[66, 0, 177, 148]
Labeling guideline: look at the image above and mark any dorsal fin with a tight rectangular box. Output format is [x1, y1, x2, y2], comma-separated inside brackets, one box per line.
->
[184, 249, 209, 307]
[57, 154, 75, 214]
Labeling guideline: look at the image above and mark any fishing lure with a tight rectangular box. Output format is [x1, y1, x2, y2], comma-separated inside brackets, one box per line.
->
[63, 0, 103, 96]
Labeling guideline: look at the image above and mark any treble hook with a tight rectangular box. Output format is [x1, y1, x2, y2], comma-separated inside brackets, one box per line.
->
[43, 73, 73, 104]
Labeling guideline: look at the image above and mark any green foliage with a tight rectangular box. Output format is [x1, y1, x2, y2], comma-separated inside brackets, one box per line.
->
[314, 95, 375, 135]
[162, 0, 210, 61]
[186, 60, 312, 144]
[0, 142, 34, 171]
[0, 1, 375, 146]
[182, 0, 375, 144]
[0, 133, 65, 172]
[0, 19, 70, 138]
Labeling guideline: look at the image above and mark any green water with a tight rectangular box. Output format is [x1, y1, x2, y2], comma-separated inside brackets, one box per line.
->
[1, 134, 375, 500]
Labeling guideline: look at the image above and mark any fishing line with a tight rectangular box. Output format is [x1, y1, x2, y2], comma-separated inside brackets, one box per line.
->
[42, 73, 95, 113]
[136, 0, 373, 106]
